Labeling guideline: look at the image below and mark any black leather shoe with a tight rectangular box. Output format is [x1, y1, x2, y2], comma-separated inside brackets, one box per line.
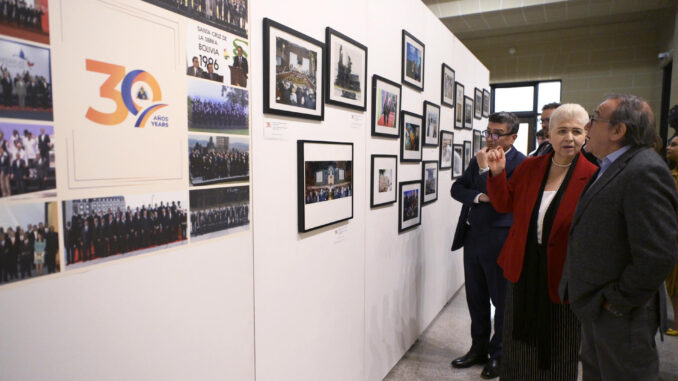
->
[480, 358, 500, 379]
[450, 349, 488, 368]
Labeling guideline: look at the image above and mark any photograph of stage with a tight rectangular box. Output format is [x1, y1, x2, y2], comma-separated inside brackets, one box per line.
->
[304, 161, 352, 204]
[189, 134, 249, 186]
[275, 36, 319, 110]
[190, 185, 250, 241]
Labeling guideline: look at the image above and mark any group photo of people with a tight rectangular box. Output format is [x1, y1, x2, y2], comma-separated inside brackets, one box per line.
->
[0, 0, 48, 44]
[187, 79, 248, 135]
[0, 124, 55, 199]
[402, 189, 419, 221]
[143, 0, 248, 38]
[190, 185, 249, 240]
[304, 161, 352, 205]
[275, 37, 318, 110]
[189, 134, 249, 186]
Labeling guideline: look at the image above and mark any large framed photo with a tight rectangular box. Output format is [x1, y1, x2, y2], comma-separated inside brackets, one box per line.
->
[422, 161, 438, 204]
[464, 96, 474, 130]
[263, 18, 324, 120]
[473, 130, 482, 155]
[439, 130, 454, 170]
[325, 27, 367, 111]
[474, 87, 483, 120]
[371, 155, 398, 207]
[371, 75, 401, 138]
[423, 101, 440, 147]
[441, 63, 455, 108]
[452, 144, 464, 179]
[401, 30, 425, 91]
[298, 140, 353, 233]
[463, 140, 472, 172]
[483, 89, 491, 118]
[400, 111, 423, 162]
[398, 180, 422, 232]
[454, 82, 464, 129]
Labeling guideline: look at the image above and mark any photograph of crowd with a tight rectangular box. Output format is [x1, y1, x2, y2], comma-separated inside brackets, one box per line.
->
[0, 0, 49, 44]
[187, 78, 248, 135]
[275, 36, 319, 110]
[0, 38, 52, 120]
[189, 134, 249, 186]
[402, 189, 419, 222]
[190, 185, 249, 241]
[0, 201, 59, 285]
[143, 0, 248, 38]
[304, 160, 352, 205]
[62, 192, 188, 267]
[0, 123, 55, 199]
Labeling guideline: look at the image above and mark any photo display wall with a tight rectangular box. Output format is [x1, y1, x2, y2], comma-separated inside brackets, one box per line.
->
[0, 0, 251, 286]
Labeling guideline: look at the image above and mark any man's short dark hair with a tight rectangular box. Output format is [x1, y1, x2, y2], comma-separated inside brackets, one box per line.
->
[192, 56, 198, 61]
[489, 111, 519, 134]
[606, 94, 657, 147]
[536, 128, 548, 138]
[542, 102, 561, 111]
[668, 105, 678, 129]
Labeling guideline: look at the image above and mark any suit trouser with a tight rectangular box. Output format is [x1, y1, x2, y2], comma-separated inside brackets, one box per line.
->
[462, 224, 508, 360]
[580, 299, 659, 381]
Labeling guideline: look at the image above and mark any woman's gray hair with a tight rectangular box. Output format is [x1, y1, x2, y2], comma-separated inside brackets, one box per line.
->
[548, 103, 589, 131]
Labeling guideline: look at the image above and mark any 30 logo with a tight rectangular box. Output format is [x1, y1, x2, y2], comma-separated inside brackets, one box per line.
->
[85, 59, 168, 127]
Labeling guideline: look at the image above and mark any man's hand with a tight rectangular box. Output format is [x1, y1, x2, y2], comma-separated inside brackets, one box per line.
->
[487, 146, 506, 176]
[478, 193, 490, 203]
[476, 147, 490, 169]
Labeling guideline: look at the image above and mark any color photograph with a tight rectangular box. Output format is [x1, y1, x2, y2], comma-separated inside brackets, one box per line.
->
[400, 111, 422, 162]
[0, 122, 55, 199]
[185, 23, 249, 88]
[143, 0, 248, 38]
[401, 30, 425, 91]
[189, 134, 249, 186]
[371, 75, 401, 138]
[190, 185, 250, 241]
[187, 78, 249, 135]
[398, 180, 422, 232]
[0, 0, 49, 44]
[370, 154, 397, 208]
[422, 160, 438, 204]
[304, 160, 352, 205]
[423, 101, 440, 146]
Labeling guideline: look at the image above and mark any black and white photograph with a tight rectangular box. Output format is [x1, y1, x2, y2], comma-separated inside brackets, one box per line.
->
[422, 161, 438, 204]
[454, 82, 464, 129]
[143, 0, 248, 38]
[186, 23, 249, 88]
[190, 185, 250, 241]
[0, 201, 59, 286]
[463, 140, 472, 172]
[464, 95, 473, 130]
[398, 180, 422, 232]
[473, 129, 482, 155]
[371, 75, 401, 138]
[423, 101, 440, 146]
[62, 191, 188, 268]
[452, 144, 463, 179]
[0, 122, 55, 199]
[483, 89, 490, 118]
[400, 111, 423, 162]
[474, 87, 482, 119]
[189, 134, 249, 186]
[263, 18, 324, 120]
[439, 130, 453, 170]
[298, 140, 353, 233]
[325, 27, 367, 111]
[441, 63, 455, 108]
[187, 78, 249, 135]
[401, 30, 424, 91]
[0, 0, 49, 45]
[370, 154, 397, 208]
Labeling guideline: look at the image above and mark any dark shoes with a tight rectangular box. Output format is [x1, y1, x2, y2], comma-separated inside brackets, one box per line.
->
[480, 358, 500, 379]
[450, 349, 488, 368]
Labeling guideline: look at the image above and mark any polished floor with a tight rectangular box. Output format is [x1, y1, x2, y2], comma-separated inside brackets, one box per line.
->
[385, 287, 678, 381]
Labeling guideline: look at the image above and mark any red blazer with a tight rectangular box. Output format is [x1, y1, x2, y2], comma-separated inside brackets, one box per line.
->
[487, 152, 598, 303]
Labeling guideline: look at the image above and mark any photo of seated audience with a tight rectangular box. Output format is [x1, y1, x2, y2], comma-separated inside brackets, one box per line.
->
[0, 123, 55, 199]
[0, 0, 49, 44]
[304, 161, 352, 205]
[187, 78, 249, 135]
[143, 0, 248, 38]
[189, 134, 249, 186]
[0, 201, 60, 286]
[62, 192, 188, 267]
[275, 37, 318, 110]
[190, 185, 249, 241]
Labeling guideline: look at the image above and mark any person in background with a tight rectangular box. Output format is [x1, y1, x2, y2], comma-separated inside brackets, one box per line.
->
[530, 102, 561, 157]
[33, 232, 45, 275]
[663, 105, 678, 336]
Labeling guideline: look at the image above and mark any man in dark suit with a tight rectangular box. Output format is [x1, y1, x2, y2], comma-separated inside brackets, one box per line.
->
[202, 63, 223, 82]
[10, 153, 27, 194]
[560, 94, 678, 381]
[37, 128, 50, 160]
[45, 225, 58, 273]
[450, 112, 526, 379]
[186, 56, 204, 77]
[231, 45, 248, 87]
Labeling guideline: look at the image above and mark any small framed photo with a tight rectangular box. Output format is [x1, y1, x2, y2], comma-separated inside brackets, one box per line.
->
[297, 140, 353, 233]
[423, 101, 440, 146]
[399, 180, 422, 232]
[371, 155, 398, 207]
[371, 75, 401, 138]
[325, 27, 367, 111]
[474, 87, 483, 120]
[482, 89, 491, 118]
[401, 30, 425, 91]
[400, 111, 423, 162]
[263, 18, 324, 120]
[439, 130, 454, 170]
[463, 140, 472, 172]
[454, 82, 464, 129]
[441, 63, 455, 108]
[464, 96, 474, 130]
[422, 161, 438, 204]
[452, 144, 464, 179]
[473, 130, 482, 155]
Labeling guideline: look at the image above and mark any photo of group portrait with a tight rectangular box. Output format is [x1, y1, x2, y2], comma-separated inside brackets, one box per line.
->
[143, 0, 248, 38]
[0, 0, 49, 44]
[0, 122, 55, 199]
[190, 185, 250, 241]
[189, 134, 249, 186]
[304, 160, 352, 205]
[187, 78, 249, 135]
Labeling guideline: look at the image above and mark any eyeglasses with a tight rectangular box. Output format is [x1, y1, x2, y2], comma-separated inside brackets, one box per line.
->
[589, 115, 611, 126]
[482, 130, 514, 140]
[540, 118, 550, 123]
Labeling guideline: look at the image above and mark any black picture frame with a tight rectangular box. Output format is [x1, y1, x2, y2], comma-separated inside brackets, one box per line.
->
[423, 101, 441, 147]
[463, 140, 472, 172]
[401, 30, 425, 91]
[422, 160, 438, 205]
[400, 110, 423, 162]
[474, 87, 483, 120]
[263, 18, 325, 120]
[441, 63, 455, 108]
[398, 180, 422, 232]
[370, 154, 398, 207]
[371, 75, 402, 138]
[473, 130, 482, 155]
[464, 96, 473, 130]
[452, 143, 464, 179]
[482, 89, 490, 118]
[439, 130, 454, 170]
[297, 140, 354, 233]
[325, 27, 368, 111]
[454, 82, 464, 129]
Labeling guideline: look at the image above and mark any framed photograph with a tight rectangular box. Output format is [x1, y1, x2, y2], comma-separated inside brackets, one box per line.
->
[371, 155, 398, 207]
[263, 18, 324, 120]
[439, 130, 454, 170]
[473, 130, 482, 155]
[474, 87, 483, 119]
[454, 82, 464, 129]
[422, 161, 438, 204]
[452, 144, 464, 179]
[423, 101, 440, 147]
[325, 27, 367, 111]
[371, 75, 401, 138]
[398, 180, 422, 232]
[464, 96, 474, 130]
[297, 140, 353, 233]
[463, 140, 472, 172]
[441, 63, 455, 108]
[482, 89, 491, 117]
[400, 111, 423, 162]
[401, 30, 425, 91]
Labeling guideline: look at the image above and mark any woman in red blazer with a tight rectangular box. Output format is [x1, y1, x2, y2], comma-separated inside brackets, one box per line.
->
[484, 104, 598, 380]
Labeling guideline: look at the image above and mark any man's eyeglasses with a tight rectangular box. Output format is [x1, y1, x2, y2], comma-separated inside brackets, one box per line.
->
[482, 130, 514, 140]
[589, 115, 611, 126]
[540, 117, 550, 123]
